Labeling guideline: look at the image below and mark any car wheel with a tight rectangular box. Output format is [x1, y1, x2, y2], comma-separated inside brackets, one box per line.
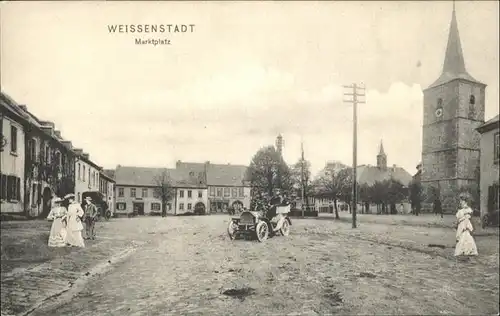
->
[280, 219, 290, 236]
[255, 221, 269, 242]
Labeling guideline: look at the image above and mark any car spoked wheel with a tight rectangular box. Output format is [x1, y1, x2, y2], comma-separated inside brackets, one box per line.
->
[227, 221, 238, 240]
[280, 219, 290, 236]
[255, 221, 269, 242]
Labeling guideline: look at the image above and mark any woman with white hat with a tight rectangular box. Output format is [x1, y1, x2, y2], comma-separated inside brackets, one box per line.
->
[64, 193, 85, 247]
[46, 197, 68, 247]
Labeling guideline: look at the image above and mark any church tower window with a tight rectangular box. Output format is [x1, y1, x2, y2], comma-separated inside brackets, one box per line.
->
[469, 95, 475, 105]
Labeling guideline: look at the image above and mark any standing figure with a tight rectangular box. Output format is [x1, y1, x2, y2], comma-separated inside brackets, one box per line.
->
[83, 196, 98, 240]
[64, 194, 85, 247]
[46, 197, 68, 247]
[433, 198, 443, 218]
[454, 193, 478, 259]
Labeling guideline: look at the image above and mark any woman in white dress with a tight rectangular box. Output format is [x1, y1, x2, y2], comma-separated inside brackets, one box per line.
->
[47, 197, 68, 247]
[454, 193, 478, 259]
[64, 193, 85, 247]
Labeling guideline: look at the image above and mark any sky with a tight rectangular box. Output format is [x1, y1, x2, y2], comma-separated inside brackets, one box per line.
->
[1, 1, 499, 177]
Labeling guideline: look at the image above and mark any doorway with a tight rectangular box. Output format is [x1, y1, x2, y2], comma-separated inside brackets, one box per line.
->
[133, 202, 145, 215]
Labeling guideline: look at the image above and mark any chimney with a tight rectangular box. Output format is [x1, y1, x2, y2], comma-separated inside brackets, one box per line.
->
[54, 130, 62, 139]
[19, 105, 28, 112]
[61, 140, 73, 150]
[205, 161, 210, 165]
[40, 126, 54, 137]
[82, 153, 90, 160]
[73, 148, 84, 156]
[176, 160, 181, 168]
[40, 121, 55, 128]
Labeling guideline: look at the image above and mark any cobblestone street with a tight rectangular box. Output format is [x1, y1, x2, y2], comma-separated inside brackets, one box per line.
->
[26, 215, 499, 316]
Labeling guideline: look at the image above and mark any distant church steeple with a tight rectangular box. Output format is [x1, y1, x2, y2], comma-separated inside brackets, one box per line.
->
[377, 140, 387, 170]
[275, 134, 283, 156]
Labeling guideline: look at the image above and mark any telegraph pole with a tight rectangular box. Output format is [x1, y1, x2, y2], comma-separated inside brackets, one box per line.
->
[301, 140, 306, 217]
[343, 83, 365, 228]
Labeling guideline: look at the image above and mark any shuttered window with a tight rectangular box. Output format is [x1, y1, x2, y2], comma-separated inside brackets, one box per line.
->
[0, 174, 21, 201]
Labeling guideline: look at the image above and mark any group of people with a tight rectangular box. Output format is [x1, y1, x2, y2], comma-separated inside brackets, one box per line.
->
[46, 193, 99, 248]
[253, 189, 291, 220]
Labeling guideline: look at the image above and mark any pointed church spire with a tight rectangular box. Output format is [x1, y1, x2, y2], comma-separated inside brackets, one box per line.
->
[428, 2, 482, 89]
[442, 3, 466, 75]
[378, 140, 385, 156]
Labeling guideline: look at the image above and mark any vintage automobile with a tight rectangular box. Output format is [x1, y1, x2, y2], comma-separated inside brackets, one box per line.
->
[81, 191, 112, 221]
[227, 204, 292, 242]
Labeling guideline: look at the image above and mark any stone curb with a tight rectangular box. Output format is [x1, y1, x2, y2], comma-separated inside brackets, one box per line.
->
[21, 246, 138, 316]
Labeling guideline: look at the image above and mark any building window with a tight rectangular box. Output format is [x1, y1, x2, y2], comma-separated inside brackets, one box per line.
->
[77, 192, 81, 203]
[45, 145, 50, 164]
[216, 188, 222, 197]
[10, 125, 17, 153]
[494, 132, 500, 165]
[198, 190, 203, 198]
[83, 166, 86, 181]
[437, 98, 443, 107]
[179, 190, 184, 198]
[153, 190, 160, 198]
[0, 175, 21, 201]
[239, 187, 244, 197]
[88, 169, 91, 185]
[224, 188, 230, 197]
[167, 203, 172, 211]
[118, 187, 124, 197]
[209, 187, 215, 196]
[469, 95, 476, 105]
[187, 203, 192, 210]
[179, 203, 184, 210]
[27, 138, 36, 161]
[151, 203, 161, 211]
[188, 190, 192, 198]
[116, 202, 127, 211]
[232, 188, 237, 198]
[131, 188, 136, 197]
[78, 164, 81, 180]
[142, 188, 148, 198]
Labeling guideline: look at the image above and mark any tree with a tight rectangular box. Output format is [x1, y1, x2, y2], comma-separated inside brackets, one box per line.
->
[246, 145, 293, 202]
[153, 170, 175, 217]
[314, 166, 352, 219]
[291, 158, 313, 210]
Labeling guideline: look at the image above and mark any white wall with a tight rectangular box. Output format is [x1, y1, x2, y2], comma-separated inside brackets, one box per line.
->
[74, 159, 100, 203]
[0, 115, 25, 213]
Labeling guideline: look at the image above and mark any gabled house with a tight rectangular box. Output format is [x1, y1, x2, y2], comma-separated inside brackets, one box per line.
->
[1, 94, 26, 214]
[1, 93, 77, 217]
[477, 114, 500, 218]
[176, 161, 251, 213]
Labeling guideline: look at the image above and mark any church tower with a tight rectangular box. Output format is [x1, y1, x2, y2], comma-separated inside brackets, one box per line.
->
[377, 140, 387, 170]
[421, 4, 486, 212]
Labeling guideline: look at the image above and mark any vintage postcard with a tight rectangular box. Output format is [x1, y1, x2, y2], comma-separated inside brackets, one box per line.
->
[0, 1, 499, 315]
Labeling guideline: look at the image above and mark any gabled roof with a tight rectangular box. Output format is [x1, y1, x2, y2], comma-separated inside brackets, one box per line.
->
[176, 161, 250, 186]
[114, 166, 206, 188]
[477, 114, 500, 134]
[427, 7, 484, 89]
[206, 163, 249, 186]
[356, 165, 412, 187]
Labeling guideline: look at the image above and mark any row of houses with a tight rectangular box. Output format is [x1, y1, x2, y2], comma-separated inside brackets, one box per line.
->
[1, 92, 115, 217]
[113, 161, 252, 216]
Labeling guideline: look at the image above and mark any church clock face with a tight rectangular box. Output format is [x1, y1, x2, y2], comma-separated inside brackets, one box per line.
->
[435, 107, 443, 118]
